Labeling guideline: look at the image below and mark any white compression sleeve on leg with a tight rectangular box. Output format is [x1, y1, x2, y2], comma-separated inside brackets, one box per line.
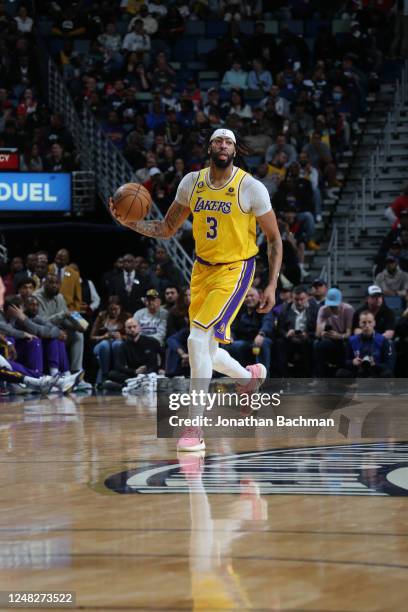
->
[209, 334, 251, 379]
[187, 326, 214, 418]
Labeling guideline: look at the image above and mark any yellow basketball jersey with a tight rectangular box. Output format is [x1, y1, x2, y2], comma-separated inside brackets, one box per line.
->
[189, 167, 258, 265]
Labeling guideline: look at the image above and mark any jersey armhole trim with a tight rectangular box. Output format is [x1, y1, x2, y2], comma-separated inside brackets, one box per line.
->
[188, 171, 202, 208]
[237, 171, 249, 215]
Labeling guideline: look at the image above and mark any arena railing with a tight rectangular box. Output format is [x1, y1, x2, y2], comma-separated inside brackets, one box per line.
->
[48, 59, 193, 283]
[320, 61, 408, 283]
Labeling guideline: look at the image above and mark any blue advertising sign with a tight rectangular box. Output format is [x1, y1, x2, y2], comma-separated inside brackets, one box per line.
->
[0, 173, 71, 212]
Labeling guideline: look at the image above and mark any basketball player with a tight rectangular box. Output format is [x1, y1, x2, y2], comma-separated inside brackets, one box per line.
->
[109, 128, 282, 451]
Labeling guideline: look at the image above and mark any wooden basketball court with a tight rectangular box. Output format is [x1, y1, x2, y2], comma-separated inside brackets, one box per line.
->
[1, 387, 408, 611]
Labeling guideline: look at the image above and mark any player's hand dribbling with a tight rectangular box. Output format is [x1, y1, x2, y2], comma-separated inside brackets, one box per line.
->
[257, 285, 276, 313]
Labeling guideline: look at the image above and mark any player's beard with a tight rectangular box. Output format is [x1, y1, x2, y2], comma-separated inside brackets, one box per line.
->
[209, 149, 235, 169]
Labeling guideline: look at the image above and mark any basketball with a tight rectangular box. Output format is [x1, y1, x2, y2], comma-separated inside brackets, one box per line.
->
[110, 182, 152, 224]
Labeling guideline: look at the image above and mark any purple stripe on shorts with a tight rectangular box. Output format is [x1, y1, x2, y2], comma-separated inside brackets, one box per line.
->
[214, 257, 256, 341]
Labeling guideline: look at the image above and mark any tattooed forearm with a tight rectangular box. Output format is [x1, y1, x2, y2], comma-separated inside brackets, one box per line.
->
[267, 235, 283, 286]
[127, 220, 170, 238]
[125, 203, 190, 239]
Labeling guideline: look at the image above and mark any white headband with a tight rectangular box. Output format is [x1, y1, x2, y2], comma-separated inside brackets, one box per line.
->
[209, 128, 236, 143]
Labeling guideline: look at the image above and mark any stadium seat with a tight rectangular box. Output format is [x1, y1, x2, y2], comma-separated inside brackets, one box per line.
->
[239, 21, 255, 35]
[186, 61, 207, 70]
[38, 20, 52, 36]
[135, 92, 153, 102]
[174, 38, 197, 62]
[263, 20, 278, 34]
[197, 38, 217, 56]
[280, 20, 303, 35]
[206, 21, 228, 37]
[185, 21, 205, 37]
[332, 19, 351, 34]
[198, 71, 219, 80]
[244, 155, 263, 171]
[199, 80, 220, 90]
[73, 40, 90, 54]
[304, 20, 330, 37]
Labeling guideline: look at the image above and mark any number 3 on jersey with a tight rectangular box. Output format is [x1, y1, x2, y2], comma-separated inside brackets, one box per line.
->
[206, 216, 218, 239]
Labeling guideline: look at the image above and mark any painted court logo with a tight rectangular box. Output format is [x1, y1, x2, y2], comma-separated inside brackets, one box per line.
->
[104, 442, 408, 496]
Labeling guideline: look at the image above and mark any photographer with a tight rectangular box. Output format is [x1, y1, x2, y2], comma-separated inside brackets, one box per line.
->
[337, 311, 394, 378]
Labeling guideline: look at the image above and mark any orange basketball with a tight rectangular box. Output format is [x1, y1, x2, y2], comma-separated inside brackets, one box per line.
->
[111, 182, 152, 224]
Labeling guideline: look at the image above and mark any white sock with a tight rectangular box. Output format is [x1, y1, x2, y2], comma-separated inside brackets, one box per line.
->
[209, 334, 251, 379]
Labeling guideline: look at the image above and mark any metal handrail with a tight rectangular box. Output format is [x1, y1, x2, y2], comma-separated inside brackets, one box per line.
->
[82, 106, 194, 282]
[48, 59, 193, 283]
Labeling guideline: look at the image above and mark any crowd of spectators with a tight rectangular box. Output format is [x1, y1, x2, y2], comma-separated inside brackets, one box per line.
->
[0, 3, 80, 172]
[1, 243, 408, 394]
[36, 0, 395, 256]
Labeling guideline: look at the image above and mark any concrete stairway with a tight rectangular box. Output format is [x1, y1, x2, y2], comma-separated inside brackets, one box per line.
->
[307, 83, 408, 306]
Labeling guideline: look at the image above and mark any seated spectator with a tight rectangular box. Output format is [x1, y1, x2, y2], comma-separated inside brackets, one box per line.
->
[1, 296, 43, 376]
[163, 286, 179, 311]
[272, 287, 293, 317]
[309, 279, 328, 308]
[226, 287, 274, 375]
[34, 274, 85, 377]
[165, 287, 190, 377]
[44, 143, 74, 172]
[261, 85, 290, 119]
[14, 6, 33, 34]
[353, 285, 396, 340]
[104, 317, 160, 389]
[337, 311, 394, 378]
[16, 277, 36, 304]
[243, 122, 273, 157]
[122, 19, 151, 60]
[248, 58, 273, 93]
[302, 131, 338, 191]
[160, 5, 185, 44]
[298, 151, 323, 221]
[20, 144, 44, 172]
[375, 255, 408, 302]
[130, 5, 158, 36]
[153, 246, 184, 288]
[315, 288, 354, 377]
[3, 257, 24, 296]
[150, 51, 176, 90]
[69, 263, 100, 320]
[21, 296, 73, 377]
[133, 288, 168, 347]
[276, 285, 318, 376]
[227, 89, 252, 120]
[91, 296, 130, 386]
[267, 151, 288, 180]
[49, 249, 82, 312]
[265, 133, 297, 166]
[221, 59, 248, 91]
[107, 253, 149, 313]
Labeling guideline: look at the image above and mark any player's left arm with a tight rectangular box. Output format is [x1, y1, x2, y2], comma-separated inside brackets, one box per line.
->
[256, 210, 283, 313]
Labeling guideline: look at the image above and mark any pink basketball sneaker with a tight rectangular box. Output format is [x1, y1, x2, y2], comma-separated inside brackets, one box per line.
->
[236, 363, 267, 395]
[177, 426, 206, 452]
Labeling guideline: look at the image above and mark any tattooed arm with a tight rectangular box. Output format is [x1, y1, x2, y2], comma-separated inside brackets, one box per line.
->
[109, 199, 191, 239]
[256, 210, 283, 313]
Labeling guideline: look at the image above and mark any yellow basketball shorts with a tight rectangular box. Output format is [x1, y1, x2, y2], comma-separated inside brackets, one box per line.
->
[189, 256, 256, 343]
